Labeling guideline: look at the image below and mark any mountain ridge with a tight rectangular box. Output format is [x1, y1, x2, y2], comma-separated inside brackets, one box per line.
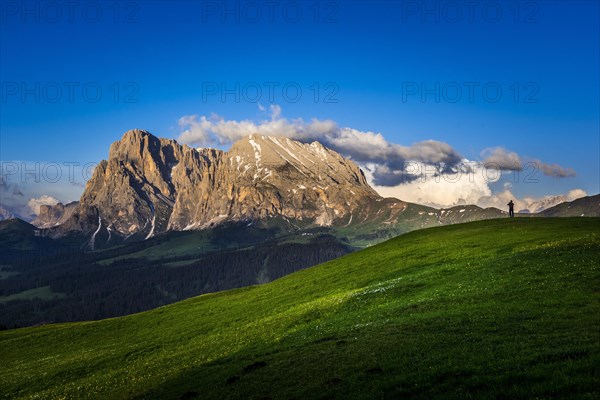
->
[36, 130, 495, 248]
[31, 129, 598, 249]
[46, 130, 390, 248]
[537, 193, 600, 217]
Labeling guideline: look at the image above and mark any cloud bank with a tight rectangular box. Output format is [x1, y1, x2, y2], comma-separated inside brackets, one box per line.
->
[177, 106, 581, 210]
[482, 147, 576, 177]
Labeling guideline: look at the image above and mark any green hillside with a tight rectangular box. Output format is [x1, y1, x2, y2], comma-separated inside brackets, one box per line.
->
[1, 218, 599, 400]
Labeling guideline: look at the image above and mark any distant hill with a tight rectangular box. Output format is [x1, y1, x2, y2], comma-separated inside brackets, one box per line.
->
[1, 218, 598, 399]
[538, 193, 600, 217]
[0, 206, 29, 222]
[0, 218, 70, 264]
[0, 217, 36, 234]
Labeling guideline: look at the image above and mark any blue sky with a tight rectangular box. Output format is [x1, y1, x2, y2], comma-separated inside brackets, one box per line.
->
[1, 0, 598, 216]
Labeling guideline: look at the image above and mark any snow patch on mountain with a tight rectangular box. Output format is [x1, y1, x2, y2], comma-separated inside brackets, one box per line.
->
[248, 135, 262, 165]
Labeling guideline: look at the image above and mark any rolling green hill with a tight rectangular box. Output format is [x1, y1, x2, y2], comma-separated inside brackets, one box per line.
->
[1, 218, 599, 400]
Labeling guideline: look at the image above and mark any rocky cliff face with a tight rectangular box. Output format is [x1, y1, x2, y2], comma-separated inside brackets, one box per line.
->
[49, 130, 381, 247]
[32, 202, 78, 228]
[175, 134, 379, 230]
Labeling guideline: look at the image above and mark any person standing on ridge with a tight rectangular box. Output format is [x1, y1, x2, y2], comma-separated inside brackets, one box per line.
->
[507, 200, 515, 218]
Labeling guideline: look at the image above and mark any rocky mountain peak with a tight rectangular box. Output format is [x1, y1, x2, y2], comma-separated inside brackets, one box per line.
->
[32, 202, 79, 228]
[227, 134, 373, 190]
[108, 129, 156, 161]
[48, 130, 382, 248]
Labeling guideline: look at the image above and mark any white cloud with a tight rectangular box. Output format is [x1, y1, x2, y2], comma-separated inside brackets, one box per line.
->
[481, 147, 521, 170]
[27, 195, 59, 216]
[367, 163, 498, 208]
[269, 104, 282, 120]
[368, 160, 586, 212]
[374, 173, 587, 212]
[482, 146, 576, 178]
[565, 188, 588, 201]
[536, 162, 576, 178]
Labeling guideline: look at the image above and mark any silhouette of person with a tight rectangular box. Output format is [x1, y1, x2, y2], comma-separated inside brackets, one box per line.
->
[507, 200, 515, 218]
